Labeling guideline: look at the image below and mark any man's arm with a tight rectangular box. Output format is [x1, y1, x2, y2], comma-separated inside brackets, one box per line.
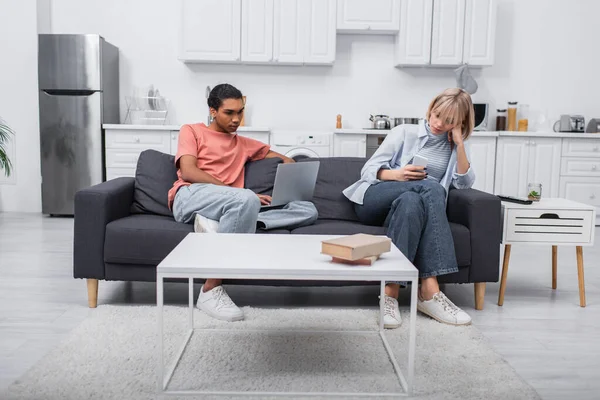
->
[264, 150, 295, 164]
[178, 155, 225, 186]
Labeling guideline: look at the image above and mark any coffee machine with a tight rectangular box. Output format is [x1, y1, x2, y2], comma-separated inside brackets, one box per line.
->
[554, 115, 586, 132]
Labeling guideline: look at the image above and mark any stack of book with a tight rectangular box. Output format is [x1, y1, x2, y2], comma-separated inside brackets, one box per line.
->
[321, 234, 391, 266]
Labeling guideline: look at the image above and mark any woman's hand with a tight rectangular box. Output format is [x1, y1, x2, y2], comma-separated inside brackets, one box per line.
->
[448, 126, 464, 146]
[393, 165, 427, 181]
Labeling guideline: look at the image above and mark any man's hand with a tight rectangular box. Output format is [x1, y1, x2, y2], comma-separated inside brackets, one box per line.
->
[393, 165, 427, 181]
[282, 156, 295, 164]
[257, 194, 272, 205]
[449, 126, 464, 146]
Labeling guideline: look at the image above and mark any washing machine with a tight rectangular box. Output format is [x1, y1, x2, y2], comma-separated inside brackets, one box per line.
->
[270, 131, 332, 159]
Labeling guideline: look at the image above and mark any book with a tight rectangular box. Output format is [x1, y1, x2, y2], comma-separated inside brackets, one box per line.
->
[321, 234, 391, 261]
[330, 255, 380, 266]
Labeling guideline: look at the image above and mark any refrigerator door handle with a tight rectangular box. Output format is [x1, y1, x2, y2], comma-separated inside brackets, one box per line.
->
[42, 89, 98, 97]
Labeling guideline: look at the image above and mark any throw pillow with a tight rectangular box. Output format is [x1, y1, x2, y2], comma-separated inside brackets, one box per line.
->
[130, 150, 178, 217]
[244, 157, 282, 195]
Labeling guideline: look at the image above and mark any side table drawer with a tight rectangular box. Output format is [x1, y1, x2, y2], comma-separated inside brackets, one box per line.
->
[505, 208, 594, 243]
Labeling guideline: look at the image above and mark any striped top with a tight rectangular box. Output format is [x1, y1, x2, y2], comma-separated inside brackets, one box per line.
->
[411, 123, 452, 182]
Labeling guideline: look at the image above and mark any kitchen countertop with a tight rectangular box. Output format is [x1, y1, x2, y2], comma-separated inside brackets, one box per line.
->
[333, 128, 600, 139]
[103, 124, 270, 132]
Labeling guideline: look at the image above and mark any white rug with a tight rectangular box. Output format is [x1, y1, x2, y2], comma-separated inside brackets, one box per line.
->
[2, 305, 540, 400]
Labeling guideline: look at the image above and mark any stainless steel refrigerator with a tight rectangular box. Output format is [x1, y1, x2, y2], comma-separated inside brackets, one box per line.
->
[38, 34, 119, 216]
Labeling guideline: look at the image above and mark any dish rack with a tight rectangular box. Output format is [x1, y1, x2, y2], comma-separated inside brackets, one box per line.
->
[124, 95, 171, 125]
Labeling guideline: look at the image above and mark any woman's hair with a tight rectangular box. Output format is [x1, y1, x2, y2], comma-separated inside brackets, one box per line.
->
[207, 83, 243, 111]
[426, 88, 475, 140]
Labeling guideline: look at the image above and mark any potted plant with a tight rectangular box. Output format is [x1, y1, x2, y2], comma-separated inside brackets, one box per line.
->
[0, 118, 14, 177]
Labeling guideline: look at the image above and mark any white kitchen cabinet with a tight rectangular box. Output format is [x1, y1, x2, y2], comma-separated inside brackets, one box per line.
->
[170, 131, 179, 156]
[273, 0, 304, 65]
[305, 0, 337, 65]
[241, 0, 274, 63]
[395, 0, 433, 66]
[467, 136, 496, 193]
[430, 0, 465, 66]
[395, 0, 497, 67]
[337, 0, 400, 34]
[180, 0, 241, 63]
[463, 0, 497, 65]
[238, 131, 270, 145]
[333, 134, 367, 157]
[494, 137, 561, 198]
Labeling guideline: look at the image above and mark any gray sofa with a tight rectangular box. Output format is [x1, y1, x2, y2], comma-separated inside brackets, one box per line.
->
[74, 150, 502, 309]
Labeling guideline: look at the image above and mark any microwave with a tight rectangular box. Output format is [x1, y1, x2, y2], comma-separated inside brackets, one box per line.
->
[473, 103, 489, 131]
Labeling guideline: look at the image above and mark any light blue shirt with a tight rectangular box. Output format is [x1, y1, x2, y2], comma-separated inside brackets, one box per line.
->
[343, 120, 476, 205]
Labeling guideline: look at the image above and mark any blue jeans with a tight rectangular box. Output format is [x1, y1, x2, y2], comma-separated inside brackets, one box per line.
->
[354, 180, 458, 280]
[173, 183, 318, 233]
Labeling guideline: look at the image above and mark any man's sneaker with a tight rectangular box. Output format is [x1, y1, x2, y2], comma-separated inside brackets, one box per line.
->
[382, 295, 402, 329]
[417, 291, 471, 326]
[194, 214, 219, 233]
[197, 285, 244, 322]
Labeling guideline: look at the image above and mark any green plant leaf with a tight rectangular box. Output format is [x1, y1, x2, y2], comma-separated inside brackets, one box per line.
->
[0, 119, 15, 177]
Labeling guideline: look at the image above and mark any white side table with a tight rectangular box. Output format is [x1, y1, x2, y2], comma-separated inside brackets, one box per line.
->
[498, 198, 596, 307]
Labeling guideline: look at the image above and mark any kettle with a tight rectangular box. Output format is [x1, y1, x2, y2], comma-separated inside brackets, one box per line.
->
[370, 114, 391, 130]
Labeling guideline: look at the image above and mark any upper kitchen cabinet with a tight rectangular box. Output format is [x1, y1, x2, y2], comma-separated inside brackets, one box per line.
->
[241, 0, 274, 64]
[430, 0, 465, 65]
[394, 0, 497, 67]
[463, 0, 497, 65]
[337, 0, 400, 34]
[180, 0, 241, 63]
[246, 0, 336, 65]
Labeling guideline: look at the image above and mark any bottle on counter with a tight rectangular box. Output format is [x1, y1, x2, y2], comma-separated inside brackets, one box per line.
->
[336, 114, 342, 129]
[507, 101, 518, 131]
[496, 109, 507, 131]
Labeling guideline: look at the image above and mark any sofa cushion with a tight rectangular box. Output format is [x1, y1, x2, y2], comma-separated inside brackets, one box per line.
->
[130, 150, 178, 217]
[244, 157, 282, 195]
[298, 157, 366, 222]
[292, 220, 471, 267]
[105, 214, 192, 265]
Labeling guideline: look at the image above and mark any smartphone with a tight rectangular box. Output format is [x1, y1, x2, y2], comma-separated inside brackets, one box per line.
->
[412, 155, 428, 168]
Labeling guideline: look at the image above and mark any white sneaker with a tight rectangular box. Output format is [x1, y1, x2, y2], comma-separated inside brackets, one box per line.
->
[197, 285, 244, 322]
[382, 295, 402, 329]
[417, 291, 471, 326]
[194, 214, 219, 233]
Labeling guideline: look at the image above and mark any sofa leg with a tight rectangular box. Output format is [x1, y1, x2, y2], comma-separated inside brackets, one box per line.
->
[87, 279, 98, 308]
[474, 283, 485, 310]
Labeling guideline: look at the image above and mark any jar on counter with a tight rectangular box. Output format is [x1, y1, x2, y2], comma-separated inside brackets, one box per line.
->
[507, 102, 518, 131]
[518, 103, 529, 132]
[496, 109, 507, 131]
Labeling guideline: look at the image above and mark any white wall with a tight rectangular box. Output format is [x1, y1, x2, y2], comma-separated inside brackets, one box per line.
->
[0, 0, 42, 212]
[48, 0, 600, 130]
[2, 0, 599, 212]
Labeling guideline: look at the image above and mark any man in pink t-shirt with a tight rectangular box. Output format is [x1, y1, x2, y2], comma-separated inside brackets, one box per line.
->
[169, 84, 318, 323]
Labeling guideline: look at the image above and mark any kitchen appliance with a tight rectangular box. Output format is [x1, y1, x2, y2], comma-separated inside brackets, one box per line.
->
[38, 34, 119, 216]
[473, 103, 489, 130]
[553, 114, 585, 132]
[270, 131, 331, 159]
[369, 114, 391, 130]
[392, 117, 420, 127]
[586, 118, 600, 133]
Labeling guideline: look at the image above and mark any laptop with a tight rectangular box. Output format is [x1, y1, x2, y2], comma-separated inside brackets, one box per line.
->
[261, 161, 320, 209]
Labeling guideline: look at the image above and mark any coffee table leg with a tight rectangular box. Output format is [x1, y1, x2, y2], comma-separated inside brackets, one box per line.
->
[379, 280, 385, 332]
[498, 244, 511, 306]
[189, 278, 194, 329]
[552, 245, 558, 290]
[408, 277, 417, 395]
[576, 246, 586, 307]
[157, 274, 164, 391]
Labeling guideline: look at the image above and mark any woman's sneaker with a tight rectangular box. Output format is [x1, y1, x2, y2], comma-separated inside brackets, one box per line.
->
[194, 214, 219, 233]
[197, 285, 244, 322]
[382, 295, 402, 329]
[417, 291, 471, 326]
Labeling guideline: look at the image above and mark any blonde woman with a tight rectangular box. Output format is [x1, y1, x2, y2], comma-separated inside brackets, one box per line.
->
[343, 88, 476, 329]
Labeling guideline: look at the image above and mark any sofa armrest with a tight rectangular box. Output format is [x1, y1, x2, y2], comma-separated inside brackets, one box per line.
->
[447, 188, 502, 282]
[73, 178, 135, 280]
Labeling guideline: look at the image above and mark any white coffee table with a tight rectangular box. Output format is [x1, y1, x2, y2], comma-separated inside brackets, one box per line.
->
[498, 198, 596, 307]
[157, 233, 419, 397]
